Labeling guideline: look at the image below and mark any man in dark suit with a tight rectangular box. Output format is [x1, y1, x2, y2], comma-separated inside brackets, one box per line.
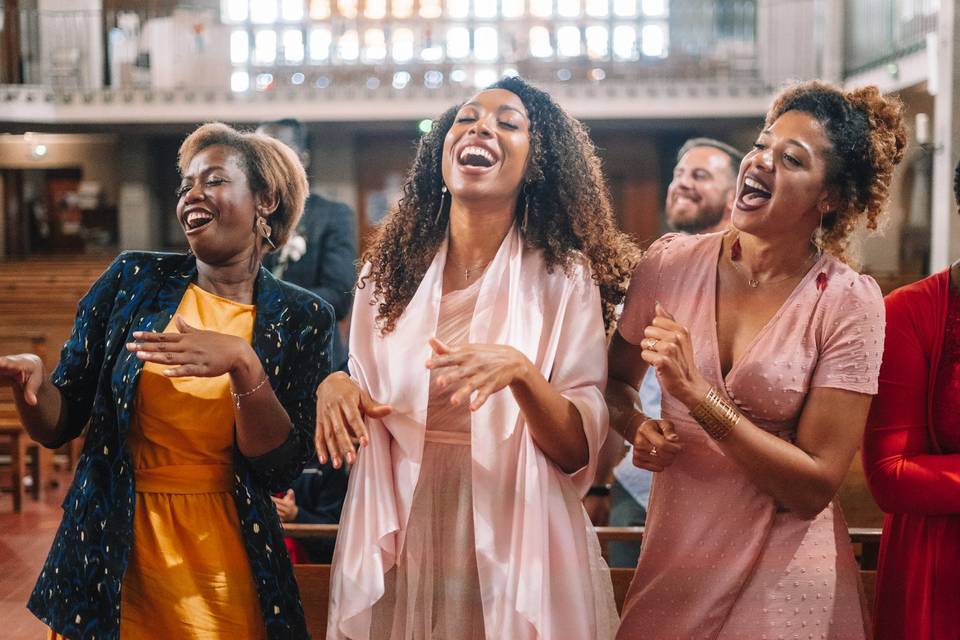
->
[256, 118, 357, 372]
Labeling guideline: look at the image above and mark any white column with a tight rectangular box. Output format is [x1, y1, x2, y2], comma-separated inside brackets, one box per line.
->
[930, 1, 960, 271]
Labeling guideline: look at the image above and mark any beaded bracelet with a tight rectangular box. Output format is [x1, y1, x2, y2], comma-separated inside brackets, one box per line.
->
[689, 387, 740, 440]
[231, 375, 269, 408]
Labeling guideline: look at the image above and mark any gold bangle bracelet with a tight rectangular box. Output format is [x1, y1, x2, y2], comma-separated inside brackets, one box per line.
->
[689, 387, 740, 440]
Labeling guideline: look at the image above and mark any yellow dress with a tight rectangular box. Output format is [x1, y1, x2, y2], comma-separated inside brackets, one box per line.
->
[50, 283, 266, 639]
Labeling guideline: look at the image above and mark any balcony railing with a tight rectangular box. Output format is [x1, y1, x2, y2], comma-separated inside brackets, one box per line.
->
[0, 0, 821, 96]
[844, 0, 938, 76]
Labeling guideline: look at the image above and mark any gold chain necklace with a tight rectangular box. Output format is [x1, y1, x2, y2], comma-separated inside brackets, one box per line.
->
[729, 236, 818, 288]
[449, 256, 491, 281]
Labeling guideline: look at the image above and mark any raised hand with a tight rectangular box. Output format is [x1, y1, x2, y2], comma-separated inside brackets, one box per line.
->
[640, 302, 711, 409]
[315, 371, 392, 468]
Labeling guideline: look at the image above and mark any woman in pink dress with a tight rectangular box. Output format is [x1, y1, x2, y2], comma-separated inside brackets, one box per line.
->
[317, 77, 637, 639]
[609, 80, 906, 639]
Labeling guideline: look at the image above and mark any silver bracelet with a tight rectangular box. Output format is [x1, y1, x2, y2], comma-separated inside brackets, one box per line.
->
[231, 375, 269, 408]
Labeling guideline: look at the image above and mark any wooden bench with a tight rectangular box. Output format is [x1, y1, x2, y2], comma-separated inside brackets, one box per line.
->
[285, 524, 883, 637]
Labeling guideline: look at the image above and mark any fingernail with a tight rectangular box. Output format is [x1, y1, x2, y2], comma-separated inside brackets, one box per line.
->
[319, 455, 327, 464]
[360, 437, 368, 447]
[163, 369, 174, 376]
[333, 457, 340, 468]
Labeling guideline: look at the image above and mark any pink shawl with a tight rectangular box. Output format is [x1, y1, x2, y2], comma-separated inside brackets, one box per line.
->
[327, 226, 618, 639]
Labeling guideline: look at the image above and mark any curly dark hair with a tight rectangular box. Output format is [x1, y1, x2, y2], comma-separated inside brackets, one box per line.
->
[765, 81, 906, 263]
[359, 76, 639, 334]
[954, 159, 960, 207]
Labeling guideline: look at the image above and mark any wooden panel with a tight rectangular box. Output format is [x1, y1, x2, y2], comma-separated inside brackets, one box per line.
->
[294, 563, 330, 639]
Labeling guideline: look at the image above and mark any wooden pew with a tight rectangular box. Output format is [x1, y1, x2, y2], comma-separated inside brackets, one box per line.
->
[284, 524, 883, 636]
[0, 331, 51, 511]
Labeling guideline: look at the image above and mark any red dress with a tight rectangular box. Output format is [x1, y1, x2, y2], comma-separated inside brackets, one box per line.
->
[864, 269, 960, 640]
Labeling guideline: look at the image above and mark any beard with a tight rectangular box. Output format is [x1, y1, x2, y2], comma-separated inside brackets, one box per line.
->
[668, 202, 726, 234]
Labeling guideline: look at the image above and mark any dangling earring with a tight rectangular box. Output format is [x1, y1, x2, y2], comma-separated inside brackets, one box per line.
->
[520, 185, 530, 235]
[434, 184, 448, 226]
[256, 214, 277, 250]
[813, 206, 826, 256]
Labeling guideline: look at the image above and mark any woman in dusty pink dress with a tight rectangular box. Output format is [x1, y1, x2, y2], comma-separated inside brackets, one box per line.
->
[315, 77, 637, 640]
[608, 81, 906, 639]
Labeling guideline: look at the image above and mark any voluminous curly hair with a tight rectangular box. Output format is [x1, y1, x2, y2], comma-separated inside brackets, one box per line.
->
[765, 81, 906, 263]
[360, 75, 639, 334]
[177, 122, 308, 252]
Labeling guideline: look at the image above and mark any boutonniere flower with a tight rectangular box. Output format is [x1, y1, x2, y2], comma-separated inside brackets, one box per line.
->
[272, 231, 307, 278]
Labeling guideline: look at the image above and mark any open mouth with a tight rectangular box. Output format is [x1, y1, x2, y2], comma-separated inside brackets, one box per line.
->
[184, 209, 214, 231]
[737, 175, 772, 209]
[457, 145, 498, 169]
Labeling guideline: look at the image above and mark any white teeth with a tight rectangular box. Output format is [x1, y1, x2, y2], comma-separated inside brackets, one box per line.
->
[186, 211, 213, 227]
[744, 177, 770, 194]
[459, 145, 495, 165]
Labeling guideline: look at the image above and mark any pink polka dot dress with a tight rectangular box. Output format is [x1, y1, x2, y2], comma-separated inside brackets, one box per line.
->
[616, 232, 883, 640]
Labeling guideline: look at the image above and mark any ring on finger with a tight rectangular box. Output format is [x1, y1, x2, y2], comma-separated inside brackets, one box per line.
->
[649, 446, 658, 457]
[646, 338, 660, 350]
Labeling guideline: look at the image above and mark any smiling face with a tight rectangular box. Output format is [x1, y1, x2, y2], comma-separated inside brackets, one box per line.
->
[441, 88, 531, 208]
[665, 146, 736, 234]
[176, 144, 262, 264]
[732, 110, 835, 240]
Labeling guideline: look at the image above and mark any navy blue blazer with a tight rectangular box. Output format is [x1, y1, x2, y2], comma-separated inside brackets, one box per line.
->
[27, 251, 334, 640]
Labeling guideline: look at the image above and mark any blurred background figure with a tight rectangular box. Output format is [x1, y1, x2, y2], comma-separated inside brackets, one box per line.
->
[256, 118, 357, 371]
[272, 459, 349, 564]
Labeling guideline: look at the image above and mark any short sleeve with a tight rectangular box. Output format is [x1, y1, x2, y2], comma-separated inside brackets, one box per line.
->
[810, 272, 885, 395]
[618, 233, 680, 345]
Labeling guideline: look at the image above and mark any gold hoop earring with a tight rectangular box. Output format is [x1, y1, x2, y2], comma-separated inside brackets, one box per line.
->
[434, 185, 448, 226]
[256, 215, 277, 250]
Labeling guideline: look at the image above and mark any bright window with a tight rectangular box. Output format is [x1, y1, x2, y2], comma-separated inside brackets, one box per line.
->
[309, 0, 331, 18]
[585, 25, 608, 58]
[338, 29, 359, 60]
[223, 0, 249, 22]
[254, 30, 278, 64]
[529, 26, 552, 57]
[641, 0, 667, 16]
[338, 0, 358, 18]
[281, 0, 305, 20]
[446, 0, 470, 18]
[529, 0, 553, 17]
[474, 26, 498, 60]
[613, 0, 635, 17]
[251, 0, 278, 23]
[420, 0, 442, 18]
[475, 0, 499, 18]
[392, 0, 414, 17]
[641, 23, 667, 57]
[612, 24, 636, 59]
[557, 25, 581, 57]
[231, 70, 250, 91]
[365, 0, 387, 19]
[283, 29, 304, 62]
[585, 0, 608, 16]
[501, 0, 524, 17]
[309, 27, 332, 60]
[557, 0, 580, 17]
[363, 29, 386, 61]
[230, 30, 250, 63]
[392, 28, 414, 62]
[446, 27, 470, 59]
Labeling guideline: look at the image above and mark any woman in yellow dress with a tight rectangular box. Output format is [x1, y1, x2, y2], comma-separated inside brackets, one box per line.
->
[0, 123, 334, 639]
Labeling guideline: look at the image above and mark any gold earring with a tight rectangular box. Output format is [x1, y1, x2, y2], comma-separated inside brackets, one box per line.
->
[256, 215, 276, 250]
[434, 185, 448, 226]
